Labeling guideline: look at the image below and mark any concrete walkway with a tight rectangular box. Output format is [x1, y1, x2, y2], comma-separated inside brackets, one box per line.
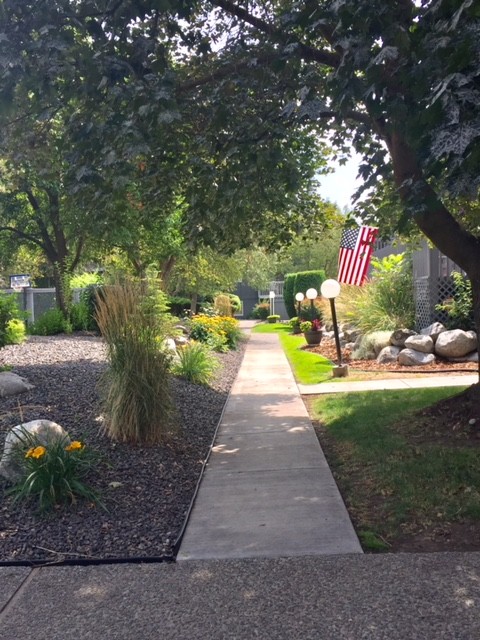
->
[177, 331, 362, 560]
[299, 373, 478, 395]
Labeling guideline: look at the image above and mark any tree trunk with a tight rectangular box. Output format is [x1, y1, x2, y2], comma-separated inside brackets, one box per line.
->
[190, 292, 198, 316]
[52, 260, 70, 319]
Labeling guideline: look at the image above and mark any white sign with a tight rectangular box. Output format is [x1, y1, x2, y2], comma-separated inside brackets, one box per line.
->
[9, 274, 30, 289]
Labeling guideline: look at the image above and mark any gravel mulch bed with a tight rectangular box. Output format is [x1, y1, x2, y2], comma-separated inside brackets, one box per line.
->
[0, 334, 247, 563]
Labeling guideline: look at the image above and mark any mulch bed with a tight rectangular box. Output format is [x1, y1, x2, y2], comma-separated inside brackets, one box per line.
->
[0, 334, 247, 564]
[308, 339, 479, 376]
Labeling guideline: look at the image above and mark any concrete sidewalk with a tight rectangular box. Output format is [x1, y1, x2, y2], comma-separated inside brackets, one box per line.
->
[2, 553, 480, 639]
[299, 373, 478, 395]
[177, 331, 362, 560]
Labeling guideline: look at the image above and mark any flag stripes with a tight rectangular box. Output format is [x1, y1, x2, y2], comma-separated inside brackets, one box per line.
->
[337, 226, 378, 286]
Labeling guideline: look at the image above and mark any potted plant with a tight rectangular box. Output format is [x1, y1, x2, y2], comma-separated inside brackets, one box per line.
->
[267, 314, 281, 324]
[300, 318, 323, 345]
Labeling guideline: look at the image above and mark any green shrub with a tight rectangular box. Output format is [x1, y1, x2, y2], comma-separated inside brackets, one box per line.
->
[29, 308, 72, 336]
[298, 299, 324, 322]
[96, 279, 174, 444]
[80, 284, 104, 332]
[5, 318, 26, 345]
[267, 314, 280, 323]
[70, 272, 103, 289]
[250, 302, 270, 320]
[173, 342, 218, 385]
[283, 273, 296, 318]
[69, 301, 90, 331]
[289, 316, 301, 333]
[293, 270, 326, 301]
[0, 293, 22, 348]
[8, 431, 101, 512]
[228, 294, 241, 314]
[436, 272, 474, 330]
[352, 331, 392, 360]
[167, 296, 191, 317]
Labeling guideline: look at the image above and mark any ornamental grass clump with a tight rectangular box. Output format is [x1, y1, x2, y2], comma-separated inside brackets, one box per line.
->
[95, 280, 175, 444]
[173, 342, 219, 385]
[9, 432, 101, 512]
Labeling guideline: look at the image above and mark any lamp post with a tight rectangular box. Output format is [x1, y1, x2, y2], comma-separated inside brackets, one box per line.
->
[305, 288, 318, 321]
[294, 291, 304, 316]
[320, 279, 349, 378]
[269, 290, 275, 316]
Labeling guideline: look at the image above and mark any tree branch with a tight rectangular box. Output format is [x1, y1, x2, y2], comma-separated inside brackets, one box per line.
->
[208, 0, 340, 68]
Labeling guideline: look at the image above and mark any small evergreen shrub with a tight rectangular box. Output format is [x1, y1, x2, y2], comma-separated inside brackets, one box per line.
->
[250, 302, 270, 320]
[29, 308, 72, 336]
[81, 284, 105, 332]
[267, 315, 280, 323]
[173, 342, 218, 385]
[69, 301, 90, 331]
[228, 294, 241, 315]
[283, 274, 296, 318]
[289, 316, 301, 333]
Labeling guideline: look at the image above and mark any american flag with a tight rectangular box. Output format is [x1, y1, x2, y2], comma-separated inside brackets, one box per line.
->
[337, 226, 378, 286]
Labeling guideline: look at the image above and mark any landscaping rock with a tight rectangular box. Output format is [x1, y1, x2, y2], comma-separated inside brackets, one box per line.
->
[404, 334, 434, 353]
[434, 329, 477, 358]
[377, 346, 401, 364]
[162, 338, 177, 353]
[174, 325, 189, 335]
[0, 372, 34, 398]
[390, 328, 417, 347]
[420, 322, 446, 343]
[0, 419, 70, 483]
[448, 351, 479, 363]
[398, 349, 436, 366]
[174, 336, 189, 347]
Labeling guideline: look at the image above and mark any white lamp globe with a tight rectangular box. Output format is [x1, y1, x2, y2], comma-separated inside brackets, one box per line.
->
[295, 292, 305, 302]
[321, 279, 341, 299]
[305, 288, 318, 300]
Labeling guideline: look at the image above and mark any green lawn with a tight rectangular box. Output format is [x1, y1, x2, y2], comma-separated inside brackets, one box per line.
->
[309, 387, 480, 551]
[252, 322, 333, 384]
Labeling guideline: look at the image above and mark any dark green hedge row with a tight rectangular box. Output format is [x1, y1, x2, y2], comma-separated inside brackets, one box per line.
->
[283, 270, 326, 318]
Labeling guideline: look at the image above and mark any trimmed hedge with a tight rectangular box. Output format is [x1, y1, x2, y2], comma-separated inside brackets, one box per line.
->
[293, 270, 326, 298]
[283, 273, 296, 318]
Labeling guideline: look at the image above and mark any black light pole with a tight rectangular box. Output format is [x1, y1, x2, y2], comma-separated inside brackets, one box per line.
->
[320, 279, 348, 377]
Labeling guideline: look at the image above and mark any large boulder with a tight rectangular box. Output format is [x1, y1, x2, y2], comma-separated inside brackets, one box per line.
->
[420, 322, 446, 343]
[434, 329, 477, 359]
[0, 372, 34, 398]
[377, 346, 401, 364]
[390, 329, 417, 347]
[404, 334, 434, 354]
[449, 351, 479, 363]
[398, 349, 436, 366]
[0, 420, 69, 483]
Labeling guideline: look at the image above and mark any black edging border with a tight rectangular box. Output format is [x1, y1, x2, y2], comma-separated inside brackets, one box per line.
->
[0, 332, 250, 570]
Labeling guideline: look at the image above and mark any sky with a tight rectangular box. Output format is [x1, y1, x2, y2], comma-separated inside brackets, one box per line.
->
[317, 154, 362, 212]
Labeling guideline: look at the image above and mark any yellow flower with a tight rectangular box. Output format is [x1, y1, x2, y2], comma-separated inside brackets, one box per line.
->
[65, 441, 84, 452]
[25, 446, 46, 459]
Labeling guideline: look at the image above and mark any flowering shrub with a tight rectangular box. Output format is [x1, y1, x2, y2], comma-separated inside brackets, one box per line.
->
[9, 433, 102, 512]
[189, 314, 241, 351]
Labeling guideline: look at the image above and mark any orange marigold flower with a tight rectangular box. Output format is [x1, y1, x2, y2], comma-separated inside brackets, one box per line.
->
[65, 441, 84, 452]
[25, 446, 46, 459]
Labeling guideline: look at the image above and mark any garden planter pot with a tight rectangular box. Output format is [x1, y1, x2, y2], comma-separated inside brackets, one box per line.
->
[304, 330, 322, 345]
